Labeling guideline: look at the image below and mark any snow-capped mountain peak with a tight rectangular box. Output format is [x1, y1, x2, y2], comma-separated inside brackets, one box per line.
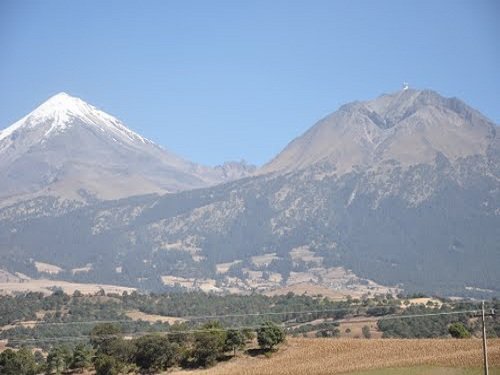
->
[0, 92, 149, 145]
[0, 92, 255, 204]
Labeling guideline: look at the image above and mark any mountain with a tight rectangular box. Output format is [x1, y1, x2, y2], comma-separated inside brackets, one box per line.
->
[262, 89, 495, 175]
[0, 89, 498, 297]
[0, 92, 254, 205]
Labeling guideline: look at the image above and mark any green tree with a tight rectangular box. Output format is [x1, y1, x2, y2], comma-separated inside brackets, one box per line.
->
[133, 334, 179, 372]
[257, 321, 285, 351]
[90, 323, 134, 367]
[449, 322, 471, 338]
[90, 323, 122, 352]
[34, 350, 45, 372]
[94, 353, 119, 375]
[362, 325, 371, 339]
[0, 348, 37, 375]
[241, 328, 256, 342]
[224, 329, 245, 356]
[191, 321, 227, 367]
[70, 343, 94, 372]
[46, 345, 71, 375]
[315, 328, 339, 338]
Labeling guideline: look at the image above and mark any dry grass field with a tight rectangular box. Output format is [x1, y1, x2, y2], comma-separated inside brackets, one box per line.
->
[263, 282, 357, 300]
[0, 279, 136, 295]
[337, 317, 383, 339]
[169, 338, 500, 375]
[350, 367, 500, 375]
[125, 310, 187, 324]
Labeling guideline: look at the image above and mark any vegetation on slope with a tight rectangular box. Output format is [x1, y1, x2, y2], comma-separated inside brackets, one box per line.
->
[1, 290, 499, 374]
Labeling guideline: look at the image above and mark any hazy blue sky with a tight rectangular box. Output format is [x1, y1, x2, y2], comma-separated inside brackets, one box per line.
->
[0, 0, 498, 166]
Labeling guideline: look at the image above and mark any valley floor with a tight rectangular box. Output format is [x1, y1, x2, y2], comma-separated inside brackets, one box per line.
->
[169, 338, 500, 375]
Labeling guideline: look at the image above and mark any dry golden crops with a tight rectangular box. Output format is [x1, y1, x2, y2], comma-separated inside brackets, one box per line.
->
[169, 338, 500, 375]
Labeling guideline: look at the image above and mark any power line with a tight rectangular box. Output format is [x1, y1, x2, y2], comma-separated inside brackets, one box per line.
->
[5, 324, 273, 344]
[5, 301, 478, 328]
[350, 309, 480, 323]
[3, 306, 369, 327]
[5, 309, 480, 344]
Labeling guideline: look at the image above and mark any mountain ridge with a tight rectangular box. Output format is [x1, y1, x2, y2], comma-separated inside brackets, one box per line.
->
[0, 88, 498, 297]
[261, 88, 496, 176]
[0, 92, 256, 205]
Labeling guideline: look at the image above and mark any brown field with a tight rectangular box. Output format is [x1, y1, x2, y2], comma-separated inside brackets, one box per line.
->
[125, 310, 187, 324]
[0, 279, 136, 295]
[263, 282, 360, 300]
[337, 317, 383, 339]
[404, 297, 443, 308]
[169, 338, 500, 375]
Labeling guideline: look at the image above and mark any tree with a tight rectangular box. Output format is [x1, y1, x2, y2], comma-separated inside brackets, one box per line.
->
[34, 351, 45, 371]
[224, 329, 245, 356]
[241, 328, 256, 342]
[90, 323, 122, 352]
[257, 321, 285, 351]
[362, 325, 371, 339]
[46, 345, 71, 375]
[0, 348, 37, 375]
[70, 344, 94, 372]
[192, 321, 227, 367]
[133, 334, 179, 372]
[449, 322, 471, 338]
[94, 354, 119, 375]
[90, 323, 133, 374]
[315, 328, 339, 338]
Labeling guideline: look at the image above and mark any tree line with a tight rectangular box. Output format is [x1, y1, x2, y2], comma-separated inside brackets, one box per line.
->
[0, 320, 285, 375]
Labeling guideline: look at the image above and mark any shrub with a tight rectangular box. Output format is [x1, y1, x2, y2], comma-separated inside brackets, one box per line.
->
[191, 321, 227, 367]
[362, 325, 371, 339]
[133, 334, 179, 372]
[94, 354, 120, 375]
[257, 321, 285, 351]
[448, 322, 471, 338]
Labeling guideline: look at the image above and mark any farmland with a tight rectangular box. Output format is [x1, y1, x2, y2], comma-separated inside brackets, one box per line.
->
[169, 338, 500, 375]
[1, 291, 499, 374]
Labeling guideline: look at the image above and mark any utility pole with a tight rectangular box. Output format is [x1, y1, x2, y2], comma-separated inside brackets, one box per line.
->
[482, 301, 489, 375]
[472, 302, 495, 375]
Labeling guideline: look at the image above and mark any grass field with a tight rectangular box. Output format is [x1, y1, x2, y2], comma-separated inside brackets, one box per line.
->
[169, 338, 500, 375]
[350, 367, 500, 375]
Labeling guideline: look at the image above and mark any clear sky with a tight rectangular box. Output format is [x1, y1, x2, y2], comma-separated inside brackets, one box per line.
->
[0, 0, 498, 166]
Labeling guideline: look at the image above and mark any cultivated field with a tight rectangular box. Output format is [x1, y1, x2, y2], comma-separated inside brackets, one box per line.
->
[350, 368, 500, 375]
[169, 338, 500, 375]
[0, 279, 136, 295]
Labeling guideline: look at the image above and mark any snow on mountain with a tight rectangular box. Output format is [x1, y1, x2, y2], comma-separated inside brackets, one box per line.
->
[0, 89, 498, 296]
[0, 92, 149, 147]
[0, 92, 253, 204]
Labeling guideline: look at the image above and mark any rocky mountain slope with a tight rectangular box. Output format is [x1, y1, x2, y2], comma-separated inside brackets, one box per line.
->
[0, 92, 254, 205]
[0, 89, 498, 297]
[262, 89, 495, 174]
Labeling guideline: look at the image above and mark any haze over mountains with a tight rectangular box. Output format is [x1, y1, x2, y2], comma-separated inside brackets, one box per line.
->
[0, 88, 498, 297]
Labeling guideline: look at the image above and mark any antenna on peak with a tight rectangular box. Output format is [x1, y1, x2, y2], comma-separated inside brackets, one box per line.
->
[403, 82, 409, 91]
